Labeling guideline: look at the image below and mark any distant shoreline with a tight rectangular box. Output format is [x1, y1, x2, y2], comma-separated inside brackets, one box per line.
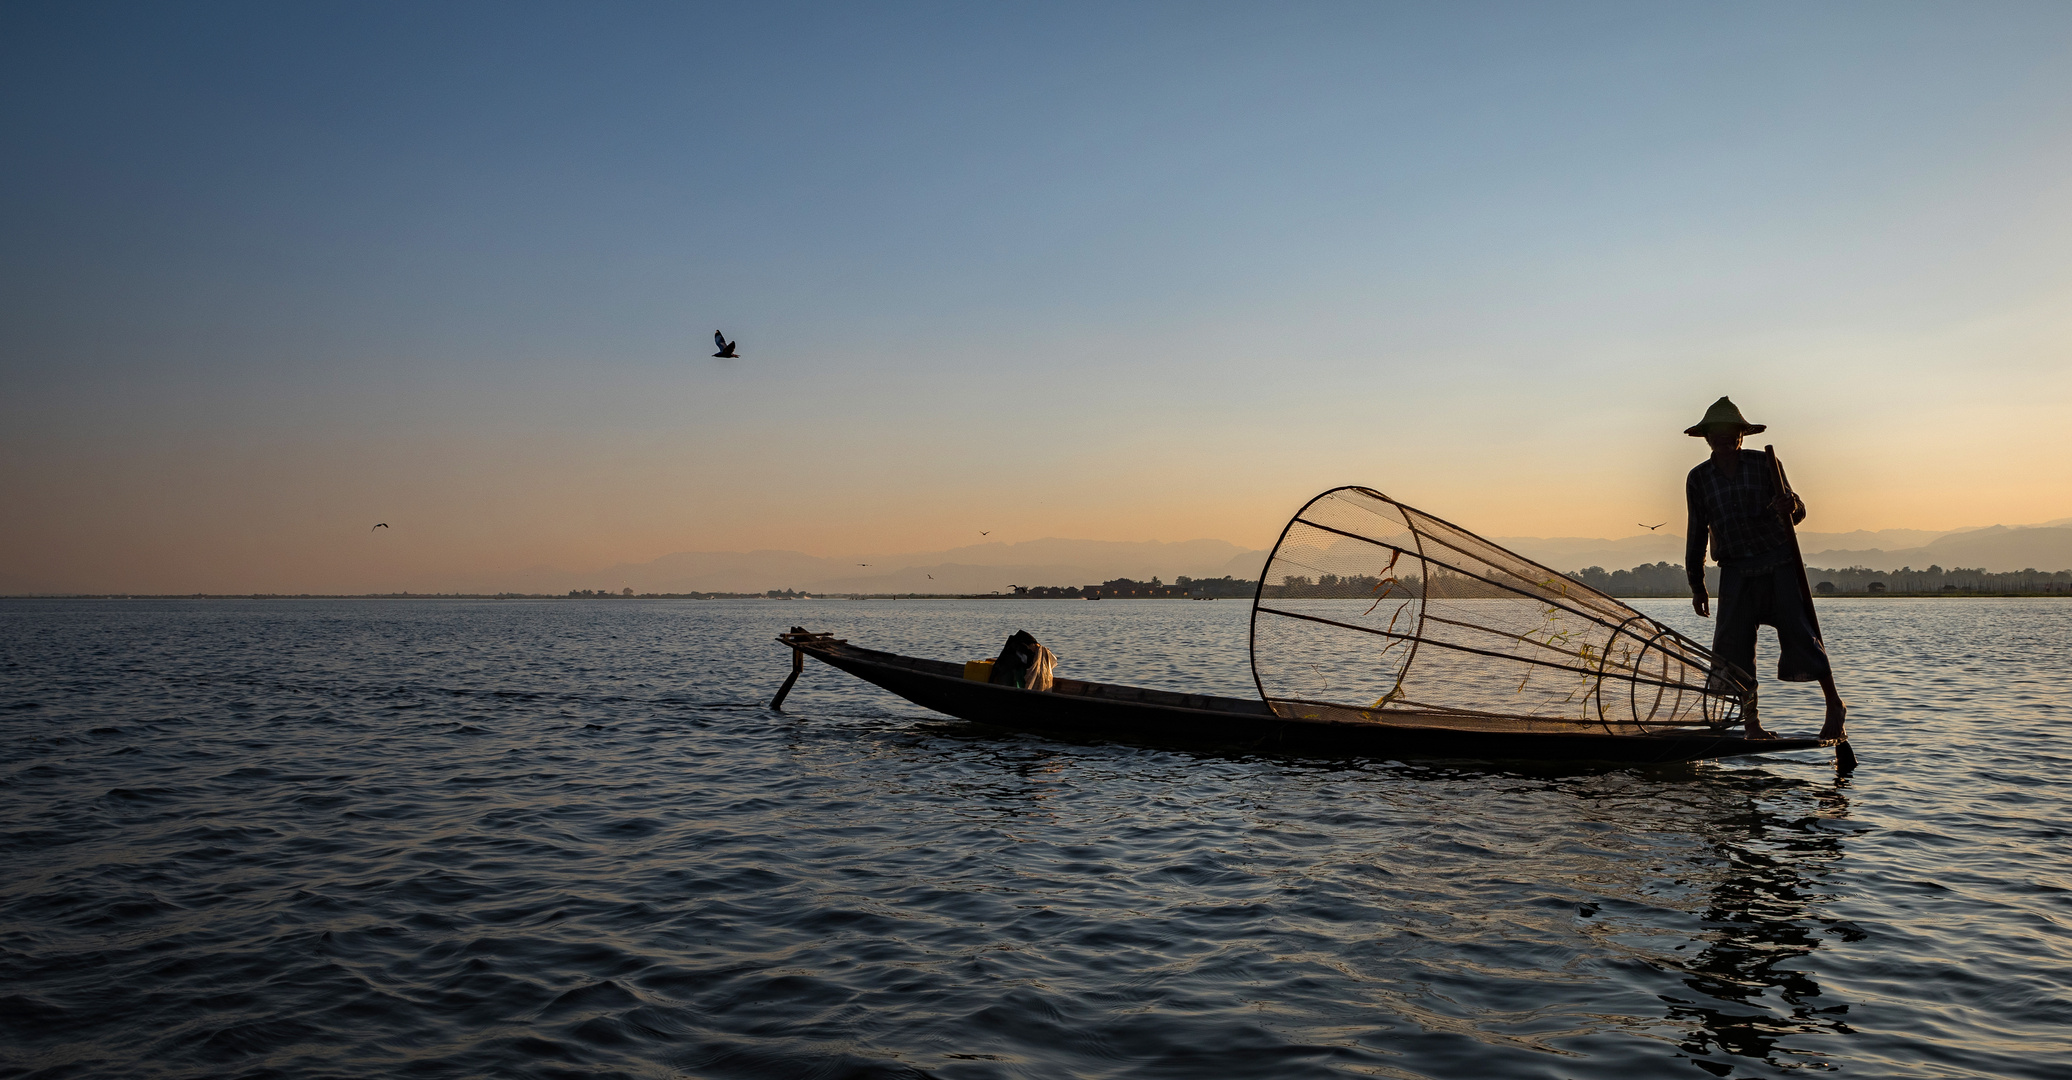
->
[6, 592, 2070, 601]
[0, 592, 1134, 600]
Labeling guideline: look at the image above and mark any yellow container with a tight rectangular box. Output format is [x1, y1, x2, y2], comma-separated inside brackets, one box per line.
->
[963, 659, 995, 682]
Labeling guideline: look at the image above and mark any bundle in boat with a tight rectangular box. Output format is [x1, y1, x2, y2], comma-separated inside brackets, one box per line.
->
[1249, 487, 1750, 736]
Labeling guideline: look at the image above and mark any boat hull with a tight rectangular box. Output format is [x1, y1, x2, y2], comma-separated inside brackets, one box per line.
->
[783, 633, 1826, 765]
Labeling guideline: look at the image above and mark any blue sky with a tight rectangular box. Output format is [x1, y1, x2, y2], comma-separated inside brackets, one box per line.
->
[4, 2, 2069, 592]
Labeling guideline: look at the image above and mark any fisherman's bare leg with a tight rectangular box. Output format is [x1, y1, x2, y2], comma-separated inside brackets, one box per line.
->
[1704, 576, 1776, 739]
[1818, 675, 1846, 741]
[1743, 699, 1775, 740]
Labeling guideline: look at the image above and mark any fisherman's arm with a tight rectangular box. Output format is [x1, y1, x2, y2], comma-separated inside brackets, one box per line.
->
[1770, 456, 1807, 525]
[1687, 474, 1711, 617]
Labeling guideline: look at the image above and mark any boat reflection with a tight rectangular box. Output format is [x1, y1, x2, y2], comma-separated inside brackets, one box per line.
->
[1658, 775, 1858, 1074]
[807, 712, 1866, 1074]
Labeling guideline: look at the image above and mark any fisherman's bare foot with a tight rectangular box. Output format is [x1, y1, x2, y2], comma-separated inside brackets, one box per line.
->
[1744, 723, 1778, 741]
[1819, 700, 1848, 742]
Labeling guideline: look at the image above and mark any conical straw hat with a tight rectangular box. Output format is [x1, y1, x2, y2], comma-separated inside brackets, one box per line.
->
[1684, 396, 1766, 437]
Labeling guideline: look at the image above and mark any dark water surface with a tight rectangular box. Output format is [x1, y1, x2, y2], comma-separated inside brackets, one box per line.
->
[3, 598, 2068, 1078]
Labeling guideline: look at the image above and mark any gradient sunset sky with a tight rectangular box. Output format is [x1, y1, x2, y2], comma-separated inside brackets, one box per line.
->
[4, 2, 2069, 594]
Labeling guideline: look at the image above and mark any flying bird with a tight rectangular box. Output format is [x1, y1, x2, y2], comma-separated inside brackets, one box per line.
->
[980, 531, 990, 536]
[712, 331, 738, 358]
[1639, 522, 1666, 531]
[927, 574, 933, 580]
[858, 563, 869, 567]
[371, 523, 389, 530]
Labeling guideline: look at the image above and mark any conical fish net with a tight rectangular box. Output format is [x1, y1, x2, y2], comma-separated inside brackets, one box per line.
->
[1249, 487, 1749, 735]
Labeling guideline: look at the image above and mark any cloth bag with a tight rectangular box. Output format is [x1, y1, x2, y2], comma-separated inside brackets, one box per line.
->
[988, 630, 1056, 691]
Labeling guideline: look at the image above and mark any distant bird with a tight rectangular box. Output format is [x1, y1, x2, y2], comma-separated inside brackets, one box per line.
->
[927, 574, 933, 580]
[712, 331, 738, 358]
[371, 523, 389, 530]
[858, 563, 869, 567]
[1639, 522, 1666, 531]
[980, 531, 990, 536]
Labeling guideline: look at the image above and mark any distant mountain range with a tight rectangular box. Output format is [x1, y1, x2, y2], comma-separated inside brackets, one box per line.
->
[1798, 523, 2072, 573]
[474, 517, 2070, 595]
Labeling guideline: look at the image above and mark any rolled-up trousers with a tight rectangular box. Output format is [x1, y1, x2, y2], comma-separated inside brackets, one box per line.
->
[1712, 559, 1832, 690]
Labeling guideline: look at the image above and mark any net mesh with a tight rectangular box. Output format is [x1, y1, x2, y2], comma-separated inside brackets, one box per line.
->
[1249, 487, 1749, 736]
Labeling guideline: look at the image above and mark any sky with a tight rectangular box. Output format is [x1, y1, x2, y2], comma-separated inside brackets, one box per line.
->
[4, 1, 2070, 594]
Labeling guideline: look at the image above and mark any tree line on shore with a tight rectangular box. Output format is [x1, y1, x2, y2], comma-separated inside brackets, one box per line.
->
[1266, 561, 2072, 599]
[40, 561, 2067, 602]
[678, 563, 2072, 600]
[1566, 561, 2072, 597]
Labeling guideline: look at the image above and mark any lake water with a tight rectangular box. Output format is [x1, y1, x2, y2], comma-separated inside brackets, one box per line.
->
[3, 597, 2068, 1079]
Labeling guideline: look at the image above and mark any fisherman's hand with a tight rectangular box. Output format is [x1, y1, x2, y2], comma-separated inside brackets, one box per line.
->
[1768, 493, 1797, 521]
[1692, 590, 1710, 618]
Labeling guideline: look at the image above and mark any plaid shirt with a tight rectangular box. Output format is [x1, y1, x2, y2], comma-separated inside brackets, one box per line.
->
[1685, 450, 1805, 587]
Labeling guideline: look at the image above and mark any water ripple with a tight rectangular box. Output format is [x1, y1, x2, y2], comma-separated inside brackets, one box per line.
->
[2, 597, 2069, 1078]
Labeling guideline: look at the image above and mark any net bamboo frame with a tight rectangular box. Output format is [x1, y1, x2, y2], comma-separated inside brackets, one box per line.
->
[1248, 487, 1750, 736]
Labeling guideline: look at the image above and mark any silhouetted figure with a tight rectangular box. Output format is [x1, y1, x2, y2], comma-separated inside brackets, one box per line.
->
[1682, 397, 1847, 741]
[712, 331, 738, 358]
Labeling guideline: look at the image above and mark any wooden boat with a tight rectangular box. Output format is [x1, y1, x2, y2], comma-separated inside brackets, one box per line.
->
[770, 629, 1831, 765]
[768, 486, 1853, 767]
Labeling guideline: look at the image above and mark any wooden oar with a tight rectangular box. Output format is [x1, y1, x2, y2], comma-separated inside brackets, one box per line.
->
[1767, 445, 1857, 772]
[770, 647, 804, 711]
[770, 625, 812, 711]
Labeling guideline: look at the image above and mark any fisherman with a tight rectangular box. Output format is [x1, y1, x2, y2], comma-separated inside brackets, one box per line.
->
[1683, 397, 1847, 741]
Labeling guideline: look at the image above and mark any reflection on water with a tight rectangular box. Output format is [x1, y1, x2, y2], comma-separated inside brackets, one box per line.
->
[1666, 776, 1856, 1074]
[846, 723, 1870, 1077]
[3, 598, 2068, 1079]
